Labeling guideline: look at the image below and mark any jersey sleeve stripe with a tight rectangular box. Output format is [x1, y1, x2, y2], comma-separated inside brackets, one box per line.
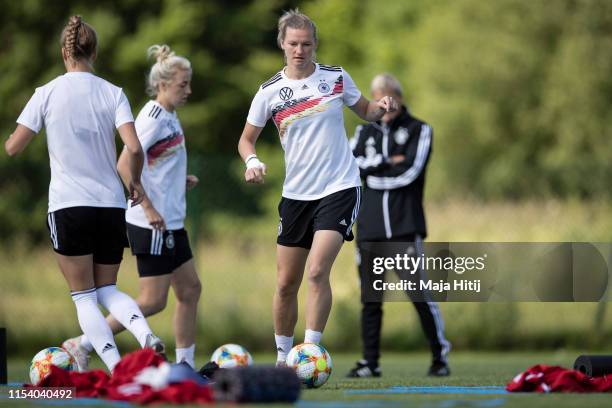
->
[261, 72, 282, 89]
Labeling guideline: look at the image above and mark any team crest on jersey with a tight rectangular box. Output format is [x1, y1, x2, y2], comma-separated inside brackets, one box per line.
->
[165, 231, 175, 249]
[394, 127, 410, 145]
[318, 81, 331, 94]
[279, 87, 293, 101]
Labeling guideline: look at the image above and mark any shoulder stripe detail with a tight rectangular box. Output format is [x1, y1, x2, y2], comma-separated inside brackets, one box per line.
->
[261, 74, 282, 89]
[319, 64, 342, 72]
[261, 72, 282, 88]
[148, 105, 162, 119]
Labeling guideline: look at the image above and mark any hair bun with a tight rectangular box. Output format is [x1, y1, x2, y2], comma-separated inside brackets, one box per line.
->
[147, 44, 174, 63]
[69, 15, 82, 27]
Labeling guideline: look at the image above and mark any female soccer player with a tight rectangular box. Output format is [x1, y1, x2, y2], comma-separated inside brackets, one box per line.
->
[63, 45, 201, 369]
[237, 9, 398, 365]
[5, 16, 163, 372]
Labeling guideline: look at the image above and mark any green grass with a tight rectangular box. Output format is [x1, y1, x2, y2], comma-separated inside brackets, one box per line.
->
[4, 352, 612, 407]
[2, 198, 612, 354]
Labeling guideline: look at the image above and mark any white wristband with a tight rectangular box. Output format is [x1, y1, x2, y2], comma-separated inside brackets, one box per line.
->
[246, 156, 265, 170]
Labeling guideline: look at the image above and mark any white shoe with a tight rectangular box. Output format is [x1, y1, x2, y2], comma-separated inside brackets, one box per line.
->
[62, 336, 90, 372]
[144, 333, 166, 355]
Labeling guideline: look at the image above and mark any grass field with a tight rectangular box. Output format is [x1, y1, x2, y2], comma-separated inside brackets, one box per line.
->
[2, 199, 612, 355]
[3, 351, 612, 407]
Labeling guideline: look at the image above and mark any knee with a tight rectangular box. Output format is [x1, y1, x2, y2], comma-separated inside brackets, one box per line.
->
[175, 278, 202, 305]
[138, 295, 167, 315]
[307, 263, 330, 288]
[276, 273, 301, 299]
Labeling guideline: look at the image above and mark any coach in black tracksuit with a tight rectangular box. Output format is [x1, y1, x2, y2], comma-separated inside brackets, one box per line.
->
[346, 74, 451, 378]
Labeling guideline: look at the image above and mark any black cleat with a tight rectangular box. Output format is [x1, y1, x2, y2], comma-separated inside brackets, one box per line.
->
[199, 361, 220, 379]
[346, 360, 381, 378]
[428, 362, 450, 377]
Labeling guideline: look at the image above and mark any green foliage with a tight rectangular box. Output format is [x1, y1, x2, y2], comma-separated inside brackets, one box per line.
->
[1, 0, 611, 244]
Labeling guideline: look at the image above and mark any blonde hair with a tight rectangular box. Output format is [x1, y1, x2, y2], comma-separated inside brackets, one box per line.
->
[277, 8, 318, 48]
[146, 44, 192, 97]
[60, 15, 97, 62]
[371, 73, 403, 97]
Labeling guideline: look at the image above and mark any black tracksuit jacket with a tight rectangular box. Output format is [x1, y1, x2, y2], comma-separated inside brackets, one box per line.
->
[351, 107, 432, 241]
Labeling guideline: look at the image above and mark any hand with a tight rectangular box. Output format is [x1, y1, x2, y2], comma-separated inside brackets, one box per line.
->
[186, 174, 199, 190]
[389, 155, 405, 165]
[376, 96, 399, 114]
[144, 205, 166, 231]
[129, 180, 146, 206]
[245, 164, 266, 184]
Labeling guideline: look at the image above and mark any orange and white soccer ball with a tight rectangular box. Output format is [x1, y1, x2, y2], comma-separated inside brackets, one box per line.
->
[29, 347, 76, 385]
[211, 344, 253, 368]
[286, 343, 333, 388]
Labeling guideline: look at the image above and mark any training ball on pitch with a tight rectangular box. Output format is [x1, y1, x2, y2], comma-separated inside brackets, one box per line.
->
[286, 343, 333, 388]
[211, 344, 253, 368]
[29, 347, 76, 385]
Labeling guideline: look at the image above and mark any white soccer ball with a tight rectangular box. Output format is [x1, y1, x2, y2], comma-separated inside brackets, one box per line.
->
[29, 347, 76, 385]
[210, 344, 253, 368]
[286, 343, 333, 388]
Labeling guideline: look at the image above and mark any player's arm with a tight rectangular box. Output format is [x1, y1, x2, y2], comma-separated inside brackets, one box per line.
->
[238, 122, 266, 184]
[5, 125, 36, 156]
[349, 95, 398, 122]
[116, 134, 165, 230]
[117, 122, 146, 206]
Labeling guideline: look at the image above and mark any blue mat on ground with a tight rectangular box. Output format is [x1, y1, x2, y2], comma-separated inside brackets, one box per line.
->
[346, 386, 509, 395]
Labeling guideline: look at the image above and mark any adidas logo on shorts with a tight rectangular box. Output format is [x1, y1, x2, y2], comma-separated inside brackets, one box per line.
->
[339, 219, 347, 226]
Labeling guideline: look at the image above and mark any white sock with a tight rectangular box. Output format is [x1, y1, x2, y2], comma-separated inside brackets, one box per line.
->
[96, 284, 152, 347]
[79, 334, 94, 352]
[275, 334, 294, 362]
[176, 344, 195, 368]
[304, 329, 322, 344]
[71, 288, 121, 371]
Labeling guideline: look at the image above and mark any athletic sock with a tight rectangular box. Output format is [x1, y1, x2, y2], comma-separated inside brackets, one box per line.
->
[79, 335, 94, 352]
[176, 344, 195, 368]
[71, 288, 121, 371]
[304, 329, 322, 344]
[275, 334, 294, 363]
[96, 284, 152, 347]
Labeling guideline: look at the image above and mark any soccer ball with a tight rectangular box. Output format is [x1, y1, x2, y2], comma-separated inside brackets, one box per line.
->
[29, 347, 76, 385]
[286, 343, 333, 388]
[211, 344, 253, 368]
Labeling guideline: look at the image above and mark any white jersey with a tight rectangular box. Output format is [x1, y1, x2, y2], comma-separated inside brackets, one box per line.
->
[17, 72, 133, 212]
[126, 101, 187, 230]
[247, 63, 362, 200]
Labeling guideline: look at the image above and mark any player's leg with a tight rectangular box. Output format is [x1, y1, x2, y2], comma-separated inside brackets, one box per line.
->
[274, 196, 315, 364]
[307, 186, 361, 344]
[170, 256, 201, 368]
[50, 208, 122, 372]
[304, 230, 343, 338]
[67, 262, 172, 366]
[274, 244, 308, 363]
[93, 263, 164, 353]
[92, 208, 164, 353]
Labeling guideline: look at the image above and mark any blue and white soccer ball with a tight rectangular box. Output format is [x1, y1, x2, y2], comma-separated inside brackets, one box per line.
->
[29, 347, 76, 385]
[211, 344, 253, 368]
[286, 343, 333, 388]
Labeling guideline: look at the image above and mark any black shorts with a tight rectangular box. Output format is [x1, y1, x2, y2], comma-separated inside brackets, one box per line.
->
[126, 223, 193, 277]
[46, 206, 128, 264]
[277, 186, 361, 249]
